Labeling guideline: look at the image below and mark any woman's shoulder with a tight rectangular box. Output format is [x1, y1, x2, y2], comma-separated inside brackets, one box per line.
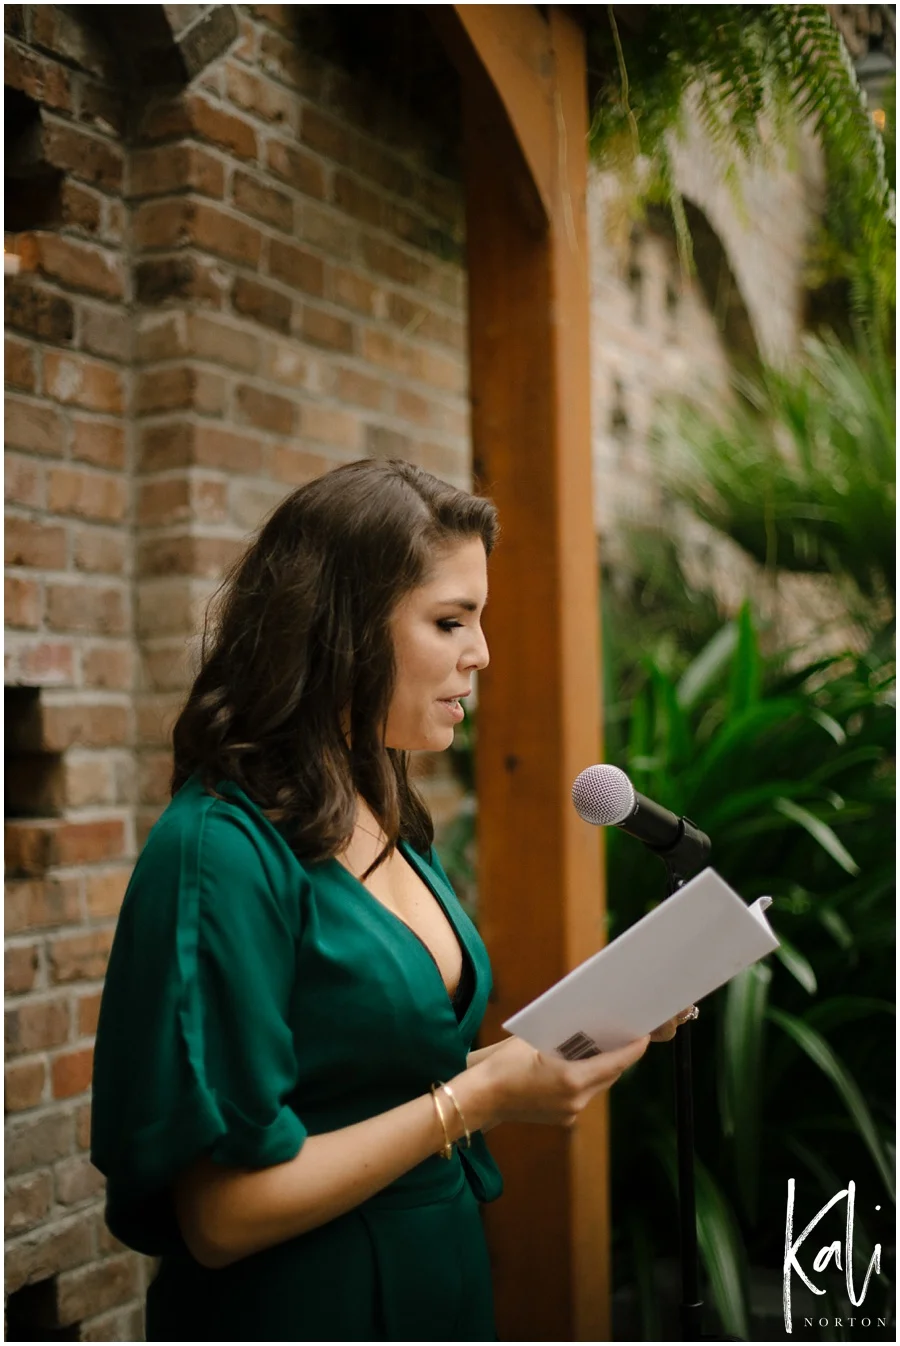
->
[130, 773, 311, 914]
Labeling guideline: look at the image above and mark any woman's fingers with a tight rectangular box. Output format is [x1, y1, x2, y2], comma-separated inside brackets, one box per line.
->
[649, 1006, 699, 1042]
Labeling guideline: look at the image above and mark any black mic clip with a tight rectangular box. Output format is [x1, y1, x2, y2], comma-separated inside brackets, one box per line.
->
[645, 815, 711, 882]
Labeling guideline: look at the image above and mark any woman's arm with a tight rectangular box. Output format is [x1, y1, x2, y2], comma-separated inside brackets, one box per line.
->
[174, 1033, 649, 1270]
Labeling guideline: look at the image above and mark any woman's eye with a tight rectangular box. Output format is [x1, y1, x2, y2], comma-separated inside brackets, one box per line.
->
[437, 619, 463, 633]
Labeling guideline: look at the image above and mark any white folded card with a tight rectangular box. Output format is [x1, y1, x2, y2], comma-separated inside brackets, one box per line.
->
[503, 867, 779, 1059]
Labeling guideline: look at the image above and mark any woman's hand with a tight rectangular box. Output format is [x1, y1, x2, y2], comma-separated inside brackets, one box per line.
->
[649, 1006, 697, 1042]
[470, 1033, 650, 1130]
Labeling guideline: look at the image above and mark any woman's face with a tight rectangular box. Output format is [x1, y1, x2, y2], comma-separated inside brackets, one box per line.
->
[385, 537, 490, 751]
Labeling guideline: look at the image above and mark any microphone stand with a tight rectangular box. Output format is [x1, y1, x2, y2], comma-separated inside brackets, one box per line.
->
[664, 862, 703, 1343]
[647, 817, 743, 1342]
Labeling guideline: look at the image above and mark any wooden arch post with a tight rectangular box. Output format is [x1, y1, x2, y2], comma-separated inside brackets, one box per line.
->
[431, 6, 609, 1341]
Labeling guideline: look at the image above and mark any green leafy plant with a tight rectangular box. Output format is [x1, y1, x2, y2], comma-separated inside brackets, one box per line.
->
[587, 5, 895, 343]
[652, 332, 896, 620]
[606, 607, 895, 1338]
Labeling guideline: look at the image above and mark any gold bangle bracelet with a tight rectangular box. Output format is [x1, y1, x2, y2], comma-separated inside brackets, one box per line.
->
[437, 1081, 471, 1149]
[430, 1085, 453, 1160]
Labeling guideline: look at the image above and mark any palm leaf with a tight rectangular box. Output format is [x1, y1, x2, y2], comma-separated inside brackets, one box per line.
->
[767, 1008, 895, 1202]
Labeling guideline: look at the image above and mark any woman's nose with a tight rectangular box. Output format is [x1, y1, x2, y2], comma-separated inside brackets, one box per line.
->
[462, 626, 489, 672]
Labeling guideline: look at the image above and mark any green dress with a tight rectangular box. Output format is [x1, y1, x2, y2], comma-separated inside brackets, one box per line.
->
[91, 773, 503, 1342]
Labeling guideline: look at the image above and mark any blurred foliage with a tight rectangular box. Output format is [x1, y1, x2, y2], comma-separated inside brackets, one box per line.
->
[588, 5, 896, 347]
[605, 606, 895, 1338]
[652, 332, 896, 622]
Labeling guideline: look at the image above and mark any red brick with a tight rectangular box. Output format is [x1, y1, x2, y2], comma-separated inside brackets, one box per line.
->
[136, 420, 192, 471]
[56, 1253, 139, 1327]
[45, 581, 126, 635]
[5, 1215, 92, 1295]
[5, 454, 46, 509]
[142, 642, 192, 691]
[5, 942, 40, 995]
[49, 929, 114, 985]
[10, 639, 76, 686]
[42, 120, 123, 191]
[131, 196, 192, 250]
[297, 200, 356, 258]
[333, 170, 384, 229]
[56, 818, 126, 867]
[47, 467, 126, 522]
[63, 756, 115, 808]
[194, 424, 263, 474]
[80, 307, 129, 362]
[137, 534, 244, 580]
[4, 280, 75, 344]
[135, 253, 226, 307]
[301, 304, 354, 352]
[135, 366, 194, 415]
[333, 365, 389, 411]
[329, 264, 380, 316]
[189, 313, 259, 370]
[266, 139, 326, 197]
[73, 526, 127, 574]
[136, 474, 228, 526]
[233, 170, 293, 230]
[82, 645, 134, 690]
[55, 1154, 105, 1207]
[38, 702, 130, 751]
[135, 94, 193, 143]
[31, 5, 111, 77]
[362, 327, 423, 378]
[3, 39, 73, 110]
[300, 103, 354, 162]
[129, 142, 226, 199]
[138, 749, 176, 805]
[187, 93, 258, 159]
[235, 383, 296, 434]
[76, 989, 104, 1037]
[85, 867, 130, 920]
[60, 180, 103, 233]
[395, 387, 435, 426]
[26, 233, 123, 299]
[360, 234, 427, 287]
[271, 446, 333, 487]
[233, 275, 292, 333]
[5, 1171, 53, 1236]
[5, 336, 37, 390]
[51, 1046, 94, 1099]
[5, 997, 70, 1055]
[259, 338, 310, 387]
[44, 353, 124, 413]
[300, 403, 361, 450]
[5, 876, 82, 934]
[71, 418, 126, 469]
[79, 79, 128, 136]
[76, 1101, 93, 1152]
[225, 62, 297, 126]
[6, 517, 68, 569]
[192, 202, 264, 266]
[269, 238, 324, 295]
[6, 576, 41, 629]
[421, 347, 466, 393]
[5, 397, 66, 456]
[4, 1058, 47, 1112]
[103, 199, 127, 245]
[258, 27, 325, 98]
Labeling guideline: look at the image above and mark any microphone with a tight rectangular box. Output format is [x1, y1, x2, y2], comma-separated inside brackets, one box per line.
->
[572, 764, 711, 877]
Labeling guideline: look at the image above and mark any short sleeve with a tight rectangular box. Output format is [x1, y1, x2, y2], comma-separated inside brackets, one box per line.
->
[91, 790, 307, 1255]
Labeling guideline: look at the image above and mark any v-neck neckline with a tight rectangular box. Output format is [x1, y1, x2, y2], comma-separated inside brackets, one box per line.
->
[329, 839, 476, 1030]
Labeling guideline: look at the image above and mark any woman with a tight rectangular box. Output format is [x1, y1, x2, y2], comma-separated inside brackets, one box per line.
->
[91, 458, 689, 1341]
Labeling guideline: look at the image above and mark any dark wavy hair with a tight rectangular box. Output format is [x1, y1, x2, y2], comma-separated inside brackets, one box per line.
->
[171, 458, 499, 876]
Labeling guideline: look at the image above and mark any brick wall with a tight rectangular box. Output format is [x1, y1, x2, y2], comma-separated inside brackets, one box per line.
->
[5, 4, 470, 1336]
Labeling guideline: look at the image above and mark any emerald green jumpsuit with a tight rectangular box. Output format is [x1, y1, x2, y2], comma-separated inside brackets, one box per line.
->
[91, 774, 503, 1341]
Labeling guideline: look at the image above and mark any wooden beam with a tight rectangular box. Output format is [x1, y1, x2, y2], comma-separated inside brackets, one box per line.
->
[432, 5, 611, 1339]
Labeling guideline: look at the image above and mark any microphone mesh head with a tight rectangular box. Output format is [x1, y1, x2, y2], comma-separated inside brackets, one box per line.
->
[572, 765, 636, 826]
